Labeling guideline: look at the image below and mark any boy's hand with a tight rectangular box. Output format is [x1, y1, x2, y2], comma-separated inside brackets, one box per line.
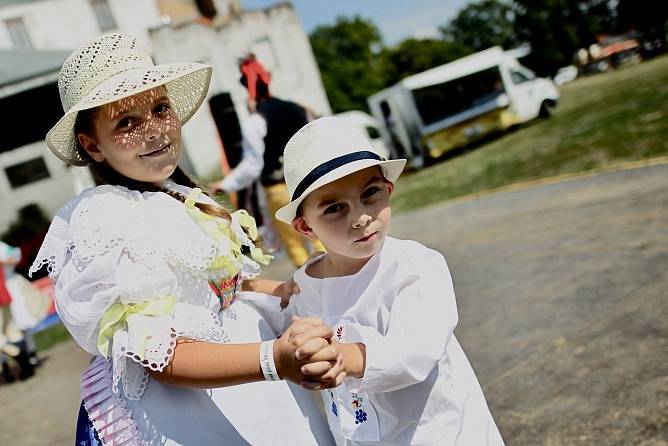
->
[299, 340, 347, 390]
[274, 317, 333, 384]
[274, 279, 299, 309]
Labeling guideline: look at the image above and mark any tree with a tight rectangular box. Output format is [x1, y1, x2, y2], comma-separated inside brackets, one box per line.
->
[309, 16, 388, 112]
[383, 39, 474, 85]
[617, 0, 668, 46]
[440, 0, 520, 51]
[513, 0, 618, 76]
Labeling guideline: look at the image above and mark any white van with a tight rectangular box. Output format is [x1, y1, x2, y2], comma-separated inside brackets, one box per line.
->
[368, 46, 559, 163]
[333, 110, 390, 159]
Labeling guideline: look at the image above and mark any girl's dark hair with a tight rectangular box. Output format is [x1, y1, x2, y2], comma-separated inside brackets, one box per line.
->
[74, 107, 232, 223]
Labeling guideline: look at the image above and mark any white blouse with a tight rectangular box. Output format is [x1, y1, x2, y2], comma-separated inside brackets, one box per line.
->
[250, 237, 505, 446]
[30, 182, 258, 398]
[30, 182, 334, 446]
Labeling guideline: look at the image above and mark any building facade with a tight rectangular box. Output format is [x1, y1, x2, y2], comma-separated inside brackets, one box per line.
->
[0, 0, 331, 232]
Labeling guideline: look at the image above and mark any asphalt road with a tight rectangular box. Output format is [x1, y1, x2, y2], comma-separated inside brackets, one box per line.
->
[1, 163, 666, 445]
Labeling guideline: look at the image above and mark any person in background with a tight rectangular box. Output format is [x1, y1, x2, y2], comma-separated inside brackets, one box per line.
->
[211, 54, 325, 267]
[0, 241, 35, 381]
[0, 239, 48, 367]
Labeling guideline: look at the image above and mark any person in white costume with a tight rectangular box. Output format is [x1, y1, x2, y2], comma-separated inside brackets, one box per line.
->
[0, 240, 48, 367]
[29, 33, 344, 446]
[245, 117, 506, 445]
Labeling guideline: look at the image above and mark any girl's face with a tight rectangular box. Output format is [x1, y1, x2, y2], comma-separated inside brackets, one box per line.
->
[78, 86, 182, 185]
[293, 166, 394, 268]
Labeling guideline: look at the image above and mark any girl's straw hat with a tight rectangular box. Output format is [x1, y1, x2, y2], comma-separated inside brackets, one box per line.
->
[275, 116, 406, 224]
[47, 32, 212, 166]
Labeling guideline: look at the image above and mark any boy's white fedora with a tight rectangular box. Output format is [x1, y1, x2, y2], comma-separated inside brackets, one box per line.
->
[275, 116, 406, 224]
[47, 32, 212, 166]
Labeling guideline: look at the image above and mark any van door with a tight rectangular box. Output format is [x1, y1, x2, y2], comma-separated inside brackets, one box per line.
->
[506, 68, 541, 121]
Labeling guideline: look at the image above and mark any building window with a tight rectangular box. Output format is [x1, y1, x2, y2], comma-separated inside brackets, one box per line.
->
[5, 17, 32, 50]
[91, 0, 116, 32]
[5, 158, 50, 189]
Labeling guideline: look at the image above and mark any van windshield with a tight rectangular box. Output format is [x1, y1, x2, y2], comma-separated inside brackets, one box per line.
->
[412, 67, 505, 126]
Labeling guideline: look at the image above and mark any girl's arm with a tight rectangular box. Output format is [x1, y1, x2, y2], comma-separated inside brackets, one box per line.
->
[150, 318, 342, 388]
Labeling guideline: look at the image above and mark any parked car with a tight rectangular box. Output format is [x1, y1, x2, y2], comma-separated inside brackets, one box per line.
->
[554, 65, 578, 85]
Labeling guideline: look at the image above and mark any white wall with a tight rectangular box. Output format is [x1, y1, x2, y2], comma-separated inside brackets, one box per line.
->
[0, 0, 161, 51]
[150, 2, 332, 178]
[0, 142, 77, 232]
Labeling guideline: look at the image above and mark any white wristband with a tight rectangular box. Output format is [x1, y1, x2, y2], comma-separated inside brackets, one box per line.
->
[260, 340, 281, 381]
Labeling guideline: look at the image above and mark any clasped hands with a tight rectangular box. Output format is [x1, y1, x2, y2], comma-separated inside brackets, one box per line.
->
[273, 316, 345, 390]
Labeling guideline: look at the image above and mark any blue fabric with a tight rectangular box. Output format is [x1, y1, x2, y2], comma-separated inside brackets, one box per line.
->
[291, 151, 382, 200]
[75, 401, 101, 446]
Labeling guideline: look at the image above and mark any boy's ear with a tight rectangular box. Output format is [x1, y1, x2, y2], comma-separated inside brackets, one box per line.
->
[292, 216, 318, 241]
[384, 179, 395, 195]
[77, 133, 105, 163]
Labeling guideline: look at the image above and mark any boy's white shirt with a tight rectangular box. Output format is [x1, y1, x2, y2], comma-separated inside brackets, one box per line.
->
[243, 236, 504, 445]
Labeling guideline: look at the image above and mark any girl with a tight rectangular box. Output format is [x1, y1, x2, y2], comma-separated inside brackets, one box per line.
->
[30, 33, 343, 446]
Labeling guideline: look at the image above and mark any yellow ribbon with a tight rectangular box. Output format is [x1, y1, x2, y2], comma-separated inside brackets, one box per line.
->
[184, 189, 273, 271]
[97, 296, 176, 359]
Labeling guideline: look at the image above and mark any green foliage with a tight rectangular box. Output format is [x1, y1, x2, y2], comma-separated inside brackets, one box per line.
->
[383, 39, 474, 85]
[309, 16, 388, 112]
[440, 0, 519, 51]
[617, 0, 668, 44]
[513, 0, 606, 76]
[34, 323, 72, 352]
[308, 1, 658, 111]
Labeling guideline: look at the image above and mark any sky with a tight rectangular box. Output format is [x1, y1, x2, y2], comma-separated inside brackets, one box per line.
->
[241, 0, 471, 45]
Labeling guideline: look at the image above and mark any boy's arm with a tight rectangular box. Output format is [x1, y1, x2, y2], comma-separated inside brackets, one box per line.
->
[340, 250, 459, 393]
[242, 277, 298, 308]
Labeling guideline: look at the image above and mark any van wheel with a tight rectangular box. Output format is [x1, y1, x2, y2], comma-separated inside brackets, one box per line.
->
[539, 100, 555, 118]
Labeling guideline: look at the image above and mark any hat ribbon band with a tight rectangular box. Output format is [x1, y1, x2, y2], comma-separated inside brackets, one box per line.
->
[291, 151, 382, 201]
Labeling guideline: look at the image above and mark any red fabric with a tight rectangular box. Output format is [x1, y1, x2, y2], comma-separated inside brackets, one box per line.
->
[240, 58, 271, 100]
[0, 267, 11, 307]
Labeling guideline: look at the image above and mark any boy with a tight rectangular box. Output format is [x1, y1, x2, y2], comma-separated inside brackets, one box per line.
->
[255, 117, 504, 445]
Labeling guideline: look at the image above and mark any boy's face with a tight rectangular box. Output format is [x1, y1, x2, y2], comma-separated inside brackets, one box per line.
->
[293, 166, 394, 261]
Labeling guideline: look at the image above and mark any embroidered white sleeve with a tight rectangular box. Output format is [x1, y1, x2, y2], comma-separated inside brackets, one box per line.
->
[30, 186, 232, 400]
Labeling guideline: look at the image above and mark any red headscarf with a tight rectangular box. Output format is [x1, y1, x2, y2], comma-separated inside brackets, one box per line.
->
[239, 54, 271, 100]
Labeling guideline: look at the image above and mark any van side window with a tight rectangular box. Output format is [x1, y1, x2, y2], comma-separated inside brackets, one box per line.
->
[511, 71, 531, 84]
[366, 126, 381, 140]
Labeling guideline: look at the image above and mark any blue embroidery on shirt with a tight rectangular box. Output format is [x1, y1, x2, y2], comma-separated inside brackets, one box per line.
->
[352, 393, 367, 424]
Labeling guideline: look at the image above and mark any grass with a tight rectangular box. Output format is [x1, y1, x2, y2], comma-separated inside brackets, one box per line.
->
[391, 54, 668, 213]
[34, 322, 72, 352]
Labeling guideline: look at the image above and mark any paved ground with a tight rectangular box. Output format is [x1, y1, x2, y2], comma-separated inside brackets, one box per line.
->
[1, 164, 666, 445]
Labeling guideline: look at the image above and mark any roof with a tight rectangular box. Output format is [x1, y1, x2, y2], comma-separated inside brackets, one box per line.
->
[401, 46, 506, 90]
[0, 0, 42, 6]
[0, 48, 69, 87]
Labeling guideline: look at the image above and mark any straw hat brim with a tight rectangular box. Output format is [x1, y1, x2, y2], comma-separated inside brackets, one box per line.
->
[275, 158, 406, 224]
[47, 62, 212, 166]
